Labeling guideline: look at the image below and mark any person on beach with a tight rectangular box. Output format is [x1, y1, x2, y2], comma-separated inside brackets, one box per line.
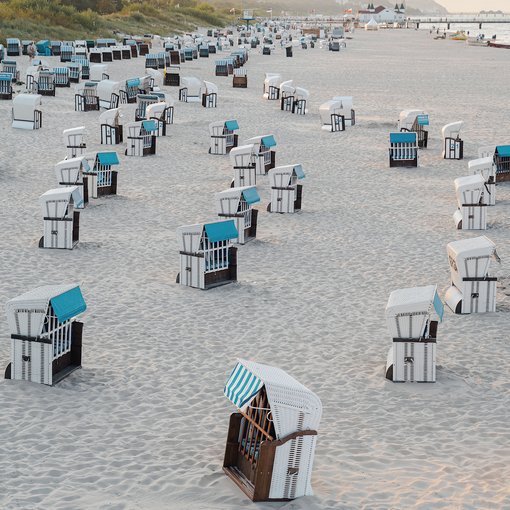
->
[27, 42, 36, 63]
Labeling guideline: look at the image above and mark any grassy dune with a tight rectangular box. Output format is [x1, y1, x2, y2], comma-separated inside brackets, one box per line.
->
[0, 1, 230, 42]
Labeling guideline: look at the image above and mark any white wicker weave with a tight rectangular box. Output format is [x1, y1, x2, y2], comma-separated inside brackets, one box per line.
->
[229, 359, 322, 499]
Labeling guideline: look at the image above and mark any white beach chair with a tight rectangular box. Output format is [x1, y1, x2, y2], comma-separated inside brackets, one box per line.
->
[445, 236, 498, 314]
[385, 285, 443, 383]
[215, 187, 260, 244]
[267, 164, 305, 213]
[176, 220, 239, 289]
[222, 359, 322, 501]
[5, 284, 86, 385]
[453, 174, 487, 230]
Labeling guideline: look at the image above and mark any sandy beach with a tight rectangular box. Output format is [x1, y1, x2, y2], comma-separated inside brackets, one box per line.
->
[0, 29, 509, 509]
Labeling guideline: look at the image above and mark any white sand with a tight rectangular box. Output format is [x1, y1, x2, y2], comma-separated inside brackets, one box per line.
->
[1, 30, 510, 509]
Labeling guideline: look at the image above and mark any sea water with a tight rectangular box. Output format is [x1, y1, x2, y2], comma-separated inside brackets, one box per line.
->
[417, 14, 510, 41]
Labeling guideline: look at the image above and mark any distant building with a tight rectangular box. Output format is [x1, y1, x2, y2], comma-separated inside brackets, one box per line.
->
[358, 3, 406, 24]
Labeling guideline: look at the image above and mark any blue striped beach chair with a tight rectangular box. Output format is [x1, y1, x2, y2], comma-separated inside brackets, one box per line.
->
[54, 67, 70, 87]
[0, 73, 13, 99]
[6, 38, 20, 56]
[37, 70, 56, 96]
[389, 132, 418, 168]
[145, 53, 159, 70]
[1, 61, 19, 82]
[60, 44, 74, 62]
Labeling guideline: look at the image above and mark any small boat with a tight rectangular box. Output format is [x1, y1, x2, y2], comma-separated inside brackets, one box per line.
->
[488, 40, 510, 49]
[467, 37, 488, 47]
[449, 31, 467, 41]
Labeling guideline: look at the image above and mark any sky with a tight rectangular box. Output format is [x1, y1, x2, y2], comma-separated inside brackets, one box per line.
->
[437, 0, 509, 11]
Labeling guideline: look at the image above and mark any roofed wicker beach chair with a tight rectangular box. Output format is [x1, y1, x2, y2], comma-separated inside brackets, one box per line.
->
[125, 120, 157, 157]
[244, 134, 277, 175]
[144, 53, 159, 70]
[176, 220, 239, 289]
[0, 73, 13, 99]
[72, 56, 90, 80]
[135, 93, 167, 121]
[215, 186, 260, 244]
[202, 81, 218, 108]
[233, 68, 247, 88]
[67, 58, 84, 82]
[60, 44, 74, 62]
[39, 187, 82, 250]
[89, 47, 102, 63]
[453, 175, 487, 230]
[267, 164, 305, 213]
[209, 120, 239, 155]
[263, 73, 282, 100]
[230, 144, 257, 188]
[469, 157, 496, 206]
[63, 126, 87, 158]
[89, 63, 109, 82]
[75, 82, 99, 112]
[319, 96, 355, 132]
[12, 94, 43, 130]
[385, 285, 443, 383]
[442, 121, 463, 159]
[120, 78, 141, 103]
[34, 69, 56, 96]
[55, 157, 89, 207]
[82, 151, 120, 197]
[215, 59, 229, 77]
[121, 45, 132, 59]
[223, 359, 322, 501]
[5, 284, 86, 385]
[146, 101, 174, 137]
[445, 236, 498, 314]
[389, 132, 418, 167]
[6, 38, 21, 56]
[1, 60, 19, 82]
[493, 145, 510, 182]
[53, 67, 70, 87]
[97, 79, 120, 109]
[146, 68, 164, 91]
[399, 110, 429, 148]
[99, 108, 123, 145]
[164, 65, 180, 87]
[179, 76, 203, 103]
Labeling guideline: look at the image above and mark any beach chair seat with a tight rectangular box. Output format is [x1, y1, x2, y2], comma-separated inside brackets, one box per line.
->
[385, 286, 443, 383]
[0, 73, 13, 99]
[263, 73, 281, 100]
[53, 67, 70, 87]
[389, 132, 418, 167]
[75, 82, 99, 112]
[202, 81, 218, 108]
[442, 121, 464, 159]
[164, 66, 180, 87]
[146, 101, 174, 136]
[494, 145, 510, 182]
[12, 94, 43, 129]
[100, 108, 123, 145]
[233, 68, 247, 88]
[267, 164, 304, 213]
[125, 121, 157, 157]
[1, 61, 19, 82]
[222, 359, 321, 501]
[97, 79, 120, 109]
[5, 284, 86, 385]
[445, 236, 498, 314]
[215, 186, 260, 244]
[209, 120, 239, 155]
[39, 187, 82, 249]
[176, 221, 238, 289]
